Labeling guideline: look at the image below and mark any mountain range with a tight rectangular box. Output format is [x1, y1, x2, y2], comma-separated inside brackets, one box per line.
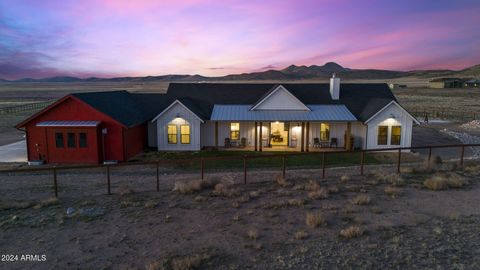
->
[2, 62, 479, 82]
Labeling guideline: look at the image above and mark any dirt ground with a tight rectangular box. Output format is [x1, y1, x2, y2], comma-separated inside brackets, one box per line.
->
[1, 161, 480, 269]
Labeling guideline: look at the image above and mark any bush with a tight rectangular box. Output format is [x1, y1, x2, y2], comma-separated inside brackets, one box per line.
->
[308, 188, 329, 200]
[306, 211, 327, 228]
[423, 173, 467, 190]
[350, 194, 371, 205]
[340, 226, 364, 239]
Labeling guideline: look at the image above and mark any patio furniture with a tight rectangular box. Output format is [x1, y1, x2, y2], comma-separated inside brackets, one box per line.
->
[224, 138, 231, 148]
[313, 138, 321, 148]
[240, 137, 247, 148]
[330, 138, 338, 148]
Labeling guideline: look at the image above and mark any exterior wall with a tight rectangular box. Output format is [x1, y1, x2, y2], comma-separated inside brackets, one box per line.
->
[23, 97, 129, 163]
[201, 121, 268, 148]
[429, 82, 445, 89]
[44, 127, 100, 164]
[306, 122, 365, 149]
[147, 121, 157, 148]
[366, 103, 414, 150]
[155, 103, 201, 151]
[124, 123, 147, 160]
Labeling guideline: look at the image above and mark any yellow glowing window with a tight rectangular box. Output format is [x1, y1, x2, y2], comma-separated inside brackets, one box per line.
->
[180, 125, 190, 144]
[320, 123, 330, 141]
[391, 126, 401, 145]
[167, 125, 177, 144]
[377, 126, 388, 145]
[230, 122, 240, 140]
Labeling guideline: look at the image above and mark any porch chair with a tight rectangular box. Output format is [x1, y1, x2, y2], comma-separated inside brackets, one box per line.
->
[240, 137, 247, 148]
[330, 138, 338, 148]
[313, 138, 321, 148]
[224, 138, 231, 148]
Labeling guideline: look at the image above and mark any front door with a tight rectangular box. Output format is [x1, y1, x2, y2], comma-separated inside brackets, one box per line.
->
[270, 122, 289, 146]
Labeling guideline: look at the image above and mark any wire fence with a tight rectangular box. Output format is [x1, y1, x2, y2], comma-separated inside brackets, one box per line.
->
[410, 108, 479, 121]
[1, 143, 479, 202]
[0, 100, 54, 115]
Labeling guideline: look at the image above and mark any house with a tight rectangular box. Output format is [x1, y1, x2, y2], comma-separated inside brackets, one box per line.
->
[464, 79, 480, 88]
[429, 78, 464, 88]
[17, 75, 419, 164]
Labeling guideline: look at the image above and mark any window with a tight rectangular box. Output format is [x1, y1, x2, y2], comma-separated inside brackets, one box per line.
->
[55, 133, 64, 148]
[180, 125, 191, 144]
[230, 122, 240, 140]
[377, 126, 388, 145]
[79, 133, 87, 148]
[320, 123, 330, 141]
[391, 126, 401, 145]
[167, 124, 177, 144]
[67, 133, 76, 148]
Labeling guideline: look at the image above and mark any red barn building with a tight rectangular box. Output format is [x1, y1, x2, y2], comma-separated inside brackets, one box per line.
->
[16, 91, 148, 164]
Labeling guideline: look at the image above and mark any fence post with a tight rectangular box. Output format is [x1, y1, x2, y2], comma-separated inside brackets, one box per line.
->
[360, 151, 365, 176]
[243, 156, 247, 184]
[282, 155, 286, 179]
[428, 147, 432, 164]
[53, 167, 58, 198]
[200, 158, 204, 180]
[322, 152, 326, 179]
[156, 162, 160, 192]
[460, 145, 465, 166]
[106, 165, 111, 195]
[397, 148, 401, 174]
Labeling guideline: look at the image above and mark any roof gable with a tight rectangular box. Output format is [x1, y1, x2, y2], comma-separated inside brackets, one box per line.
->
[250, 85, 310, 111]
[151, 99, 205, 123]
[365, 100, 420, 124]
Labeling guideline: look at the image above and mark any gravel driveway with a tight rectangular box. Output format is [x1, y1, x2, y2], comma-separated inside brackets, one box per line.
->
[0, 140, 27, 162]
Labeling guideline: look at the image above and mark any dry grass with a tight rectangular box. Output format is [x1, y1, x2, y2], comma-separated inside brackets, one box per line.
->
[464, 164, 480, 175]
[384, 186, 401, 197]
[294, 230, 308, 240]
[340, 175, 350, 184]
[339, 226, 364, 239]
[274, 174, 289, 187]
[328, 186, 339, 193]
[173, 180, 203, 194]
[212, 182, 239, 197]
[247, 228, 259, 240]
[306, 211, 327, 228]
[308, 188, 329, 200]
[171, 253, 211, 270]
[0, 200, 32, 211]
[118, 185, 134, 196]
[350, 194, 371, 205]
[423, 173, 467, 190]
[288, 198, 305, 207]
[33, 197, 59, 209]
[304, 180, 321, 191]
[144, 200, 157, 208]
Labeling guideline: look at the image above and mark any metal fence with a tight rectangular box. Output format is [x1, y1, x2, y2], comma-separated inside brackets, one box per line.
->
[1, 143, 479, 199]
[410, 109, 479, 121]
[0, 100, 54, 115]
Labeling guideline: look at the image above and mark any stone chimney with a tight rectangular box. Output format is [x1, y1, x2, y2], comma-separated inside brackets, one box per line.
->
[329, 73, 340, 100]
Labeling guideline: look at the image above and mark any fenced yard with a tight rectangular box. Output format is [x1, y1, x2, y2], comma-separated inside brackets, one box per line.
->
[1, 144, 478, 202]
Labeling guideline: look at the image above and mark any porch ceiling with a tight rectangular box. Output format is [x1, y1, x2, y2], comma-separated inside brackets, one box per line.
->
[210, 105, 357, 121]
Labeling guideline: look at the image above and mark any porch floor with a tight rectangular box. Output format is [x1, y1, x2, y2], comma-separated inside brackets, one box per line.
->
[222, 146, 345, 152]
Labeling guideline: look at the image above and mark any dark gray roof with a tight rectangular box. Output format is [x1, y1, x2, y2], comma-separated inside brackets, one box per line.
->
[72, 91, 148, 127]
[70, 83, 398, 124]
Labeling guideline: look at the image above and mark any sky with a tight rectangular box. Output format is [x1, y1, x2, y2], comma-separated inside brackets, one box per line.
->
[1, 0, 480, 80]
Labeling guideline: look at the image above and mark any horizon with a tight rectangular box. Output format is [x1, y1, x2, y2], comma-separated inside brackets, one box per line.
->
[1, 0, 480, 80]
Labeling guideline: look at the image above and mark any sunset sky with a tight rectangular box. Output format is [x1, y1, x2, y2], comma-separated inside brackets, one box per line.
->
[1, 0, 479, 79]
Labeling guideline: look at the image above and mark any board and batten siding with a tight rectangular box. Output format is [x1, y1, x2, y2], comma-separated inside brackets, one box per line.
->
[154, 103, 201, 151]
[366, 102, 414, 150]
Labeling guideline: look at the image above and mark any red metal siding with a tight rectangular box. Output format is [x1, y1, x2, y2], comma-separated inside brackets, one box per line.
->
[124, 123, 147, 160]
[46, 127, 99, 163]
[23, 97, 145, 163]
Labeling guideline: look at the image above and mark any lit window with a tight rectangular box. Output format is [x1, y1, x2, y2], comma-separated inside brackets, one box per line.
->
[167, 125, 177, 144]
[79, 133, 87, 148]
[377, 126, 388, 145]
[320, 123, 330, 141]
[55, 133, 64, 148]
[391, 126, 401, 145]
[180, 125, 190, 144]
[67, 133, 76, 148]
[230, 123, 240, 140]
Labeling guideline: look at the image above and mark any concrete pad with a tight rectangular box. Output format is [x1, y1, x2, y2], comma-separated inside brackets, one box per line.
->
[0, 140, 27, 162]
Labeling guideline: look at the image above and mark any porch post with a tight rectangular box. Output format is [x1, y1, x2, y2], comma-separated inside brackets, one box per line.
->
[301, 122, 305, 152]
[306, 122, 310, 152]
[254, 122, 258, 151]
[346, 122, 352, 151]
[259, 122, 263, 152]
[215, 121, 219, 149]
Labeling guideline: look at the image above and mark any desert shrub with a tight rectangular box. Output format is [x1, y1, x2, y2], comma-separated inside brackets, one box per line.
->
[33, 197, 59, 209]
[144, 200, 157, 208]
[308, 188, 329, 200]
[247, 228, 259, 240]
[304, 180, 321, 191]
[171, 253, 211, 270]
[384, 186, 401, 197]
[118, 185, 134, 196]
[274, 174, 289, 187]
[423, 173, 467, 190]
[339, 226, 364, 239]
[212, 182, 239, 197]
[294, 230, 308, 240]
[424, 155, 443, 170]
[0, 201, 33, 211]
[306, 211, 327, 228]
[340, 175, 350, 184]
[288, 198, 305, 206]
[350, 194, 371, 205]
[249, 191, 260, 198]
[328, 186, 339, 193]
[173, 180, 203, 194]
[464, 164, 480, 175]
[194, 195, 206, 202]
